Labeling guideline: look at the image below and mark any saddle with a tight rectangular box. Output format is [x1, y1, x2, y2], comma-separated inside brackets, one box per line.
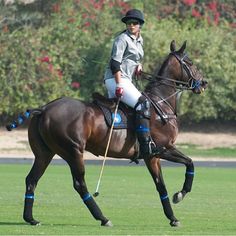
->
[92, 93, 135, 129]
[92, 92, 168, 129]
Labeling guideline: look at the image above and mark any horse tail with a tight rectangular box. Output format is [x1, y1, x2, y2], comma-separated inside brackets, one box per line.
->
[5, 108, 43, 131]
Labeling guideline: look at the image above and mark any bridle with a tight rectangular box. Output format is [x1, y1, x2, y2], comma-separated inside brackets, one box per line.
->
[140, 51, 204, 118]
[141, 52, 202, 91]
[171, 52, 202, 90]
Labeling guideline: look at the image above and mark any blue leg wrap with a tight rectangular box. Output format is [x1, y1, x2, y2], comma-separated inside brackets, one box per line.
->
[10, 122, 18, 130]
[83, 193, 92, 202]
[17, 115, 24, 125]
[160, 195, 168, 201]
[25, 194, 34, 199]
[186, 171, 194, 175]
[24, 110, 31, 118]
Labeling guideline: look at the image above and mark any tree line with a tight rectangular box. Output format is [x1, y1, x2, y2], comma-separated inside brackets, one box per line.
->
[0, 0, 235, 124]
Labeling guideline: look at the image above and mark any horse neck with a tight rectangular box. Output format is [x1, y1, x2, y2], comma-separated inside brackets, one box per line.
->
[145, 67, 177, 113]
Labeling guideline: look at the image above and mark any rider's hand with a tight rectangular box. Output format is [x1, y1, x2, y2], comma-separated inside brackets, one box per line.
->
[115, 86, 124, 98]
[135, 64, 142, 76]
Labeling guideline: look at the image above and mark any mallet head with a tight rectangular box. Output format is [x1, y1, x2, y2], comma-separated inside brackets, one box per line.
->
[93, 192, 99, 197]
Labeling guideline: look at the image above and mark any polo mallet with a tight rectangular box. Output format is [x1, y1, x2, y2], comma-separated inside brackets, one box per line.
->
[93, 97, 120, 197]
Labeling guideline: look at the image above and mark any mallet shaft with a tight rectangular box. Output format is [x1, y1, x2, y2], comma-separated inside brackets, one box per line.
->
[93, 98, 120, 197]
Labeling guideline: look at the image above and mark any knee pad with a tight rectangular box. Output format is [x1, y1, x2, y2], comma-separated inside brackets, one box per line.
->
[135, 96, 151, 118]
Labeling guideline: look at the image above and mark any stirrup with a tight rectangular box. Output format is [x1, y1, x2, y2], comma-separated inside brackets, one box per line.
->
[145, 141, 166, 158]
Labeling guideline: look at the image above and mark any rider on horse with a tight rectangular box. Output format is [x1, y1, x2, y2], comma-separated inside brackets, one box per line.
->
[104, 9, 161, 158]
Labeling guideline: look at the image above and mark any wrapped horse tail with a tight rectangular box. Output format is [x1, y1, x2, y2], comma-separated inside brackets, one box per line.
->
[6, 108, 42, 131]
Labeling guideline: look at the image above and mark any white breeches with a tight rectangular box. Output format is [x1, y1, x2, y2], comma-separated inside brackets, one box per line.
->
[104, 78, 142, 108]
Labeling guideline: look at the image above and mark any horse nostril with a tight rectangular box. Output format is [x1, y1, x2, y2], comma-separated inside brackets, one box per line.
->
[201, 80, 208, 88]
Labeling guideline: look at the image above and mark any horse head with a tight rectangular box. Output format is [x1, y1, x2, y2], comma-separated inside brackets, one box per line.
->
[168, 40, 208, 94]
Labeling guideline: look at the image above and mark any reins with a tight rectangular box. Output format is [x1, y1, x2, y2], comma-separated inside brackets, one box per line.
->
[140, 71, 191, 91]
[140, 51, 202, 92]
[139, 52, 199, 119]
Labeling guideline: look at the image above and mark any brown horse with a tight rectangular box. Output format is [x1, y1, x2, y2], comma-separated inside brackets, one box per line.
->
[6, 40, 207, 227]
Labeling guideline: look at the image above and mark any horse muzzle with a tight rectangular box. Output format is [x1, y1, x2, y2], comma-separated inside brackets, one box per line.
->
[192, 80, 208, 94]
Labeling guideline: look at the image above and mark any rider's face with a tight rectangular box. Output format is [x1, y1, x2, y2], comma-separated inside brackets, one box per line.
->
[126, 20, 141, 37]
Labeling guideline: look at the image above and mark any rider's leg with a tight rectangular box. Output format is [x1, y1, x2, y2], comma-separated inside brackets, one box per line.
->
[104, 78, 141, 107]
[105, 79, 163, 158]
[135, 96, 164, 158]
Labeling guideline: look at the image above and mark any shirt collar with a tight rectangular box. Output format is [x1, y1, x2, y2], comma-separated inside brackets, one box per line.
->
[125, 30, 143, 43]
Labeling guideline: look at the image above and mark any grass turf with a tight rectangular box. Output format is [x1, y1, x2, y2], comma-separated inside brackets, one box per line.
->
[0, 164, 236, 235]
[177, 144, 236, 158]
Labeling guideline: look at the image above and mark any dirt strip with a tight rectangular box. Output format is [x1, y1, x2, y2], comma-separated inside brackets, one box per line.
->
[1, 128, 236, 160]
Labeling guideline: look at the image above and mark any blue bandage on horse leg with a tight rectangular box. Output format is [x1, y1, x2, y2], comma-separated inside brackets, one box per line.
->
[25, 194, 34, 199]
[160, 195, 168, 201]
[83, 195, 108, 223]
[183, 169, 195, 193]
[10, 122, 18, 130]
[82, 193, 92, 202]
[24, 110, 31, 118]
[160, 196, 176, 221]
[186, 171, 194, 175]
[17, 115, 24, 125]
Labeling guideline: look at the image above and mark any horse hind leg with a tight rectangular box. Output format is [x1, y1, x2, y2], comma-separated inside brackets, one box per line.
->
[23, 118, 54, 225]
[67, 153, 112, 227]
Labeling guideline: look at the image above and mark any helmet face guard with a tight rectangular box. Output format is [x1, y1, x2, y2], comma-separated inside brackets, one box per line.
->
[121, 9, 145, 25]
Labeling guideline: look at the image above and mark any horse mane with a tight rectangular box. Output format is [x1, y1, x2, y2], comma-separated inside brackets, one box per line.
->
[144, 54, 170, 94]
[156, 54, 170, 76]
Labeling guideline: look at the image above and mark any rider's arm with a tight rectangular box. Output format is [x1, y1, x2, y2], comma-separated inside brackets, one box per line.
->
[110, 58, 123, 97]
[110, 59, 121, 84]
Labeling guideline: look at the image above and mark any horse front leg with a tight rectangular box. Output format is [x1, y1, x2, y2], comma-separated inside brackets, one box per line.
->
[160, 147, 194, 204]
[144, 158, 180, 227]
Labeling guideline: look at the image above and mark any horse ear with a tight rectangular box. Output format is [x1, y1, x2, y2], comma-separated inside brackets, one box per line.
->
[178, 40, 187, 54]
[170, 40, 176, 52]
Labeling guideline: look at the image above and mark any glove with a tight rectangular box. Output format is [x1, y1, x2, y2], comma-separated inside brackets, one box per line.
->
[115, 87, 124, 98]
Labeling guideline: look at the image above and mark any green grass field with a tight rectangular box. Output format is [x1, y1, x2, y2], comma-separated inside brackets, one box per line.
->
[0, 164, 236, 235]
[177, 144, 236, 158]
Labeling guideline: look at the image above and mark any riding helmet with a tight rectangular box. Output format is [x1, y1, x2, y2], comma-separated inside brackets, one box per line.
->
[121, 9, 145, 25]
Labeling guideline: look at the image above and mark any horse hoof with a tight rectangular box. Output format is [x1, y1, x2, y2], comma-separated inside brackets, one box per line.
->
[101, 220, 113, 227]
[172, 191, 184, 204]
[24, 215, 41, 226]
[170, 220, 180, 227]
[24, 216, 41, 226]
[29, 220, 41, 226]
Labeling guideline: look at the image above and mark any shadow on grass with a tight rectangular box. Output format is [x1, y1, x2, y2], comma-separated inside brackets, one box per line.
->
[0, 221, 26, 226]
[0, 221, 96, 227]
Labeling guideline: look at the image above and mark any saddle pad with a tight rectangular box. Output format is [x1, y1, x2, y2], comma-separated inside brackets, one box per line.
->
[94, 101, 134, 129]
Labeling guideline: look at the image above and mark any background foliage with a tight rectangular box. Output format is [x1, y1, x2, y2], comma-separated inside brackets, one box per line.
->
[0, 0, 235, 123]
